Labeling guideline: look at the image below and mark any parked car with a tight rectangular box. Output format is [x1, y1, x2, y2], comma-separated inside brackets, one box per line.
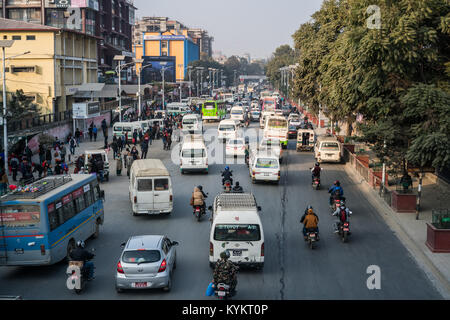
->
[115, 235, 179, 293]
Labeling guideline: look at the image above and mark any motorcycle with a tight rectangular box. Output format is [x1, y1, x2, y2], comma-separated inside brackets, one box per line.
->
[221, 171, 233, 193]
[312, 177, 321, 190]
[306, 230, 319, 249]
[66, 249, 95, 294]
[193, 193, 208, 221]
[337, 221, 351, 243]
[215, 283, 233, 300]
[331, 198, 343, 212]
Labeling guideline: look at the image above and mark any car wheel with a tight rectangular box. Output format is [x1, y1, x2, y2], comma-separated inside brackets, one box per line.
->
[163, 276, 172, 292]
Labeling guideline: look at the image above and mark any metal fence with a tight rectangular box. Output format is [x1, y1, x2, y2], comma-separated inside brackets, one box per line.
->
[7, 110, 73, 133]
[432, 209, 450, 229]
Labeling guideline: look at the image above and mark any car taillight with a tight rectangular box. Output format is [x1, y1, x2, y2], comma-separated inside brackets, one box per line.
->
[261, 243, 264, 257]
[210, 242, 213, 256]
[278, 171, 281, 177]
[134, 196, 137, 204]
[40, 244, 45, 255]
[170, 195, 173, 202]
[158, 259, 167, 273]
[117, 261, 124, 274]
[318, 152, 321, 157]
[252, 171, 255, 176]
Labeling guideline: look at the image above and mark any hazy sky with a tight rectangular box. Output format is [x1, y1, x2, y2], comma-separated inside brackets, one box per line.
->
[134, 0, 324, 59]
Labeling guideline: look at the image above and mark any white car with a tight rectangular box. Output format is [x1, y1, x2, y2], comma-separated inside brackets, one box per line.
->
[226, 138, 247, 157]
[288, 114, 302, 127]
[249, 151, 281, 184]
[218, 119, 238, 142]
[230, 106, 245, 123]
[258, 138, 283, 162]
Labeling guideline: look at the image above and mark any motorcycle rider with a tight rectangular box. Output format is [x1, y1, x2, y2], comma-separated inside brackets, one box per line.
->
[232, 181, 243, 193]
[311, 162, 322, 183]
[221, 166, 233, 186]
[332, 202, 352, 233]
[213, 251, 238, 295]
[300, 206, 320, 241]
[69, 241, 95, 281]
[190, 186, 206, 214]
[328, 180, 345, 206]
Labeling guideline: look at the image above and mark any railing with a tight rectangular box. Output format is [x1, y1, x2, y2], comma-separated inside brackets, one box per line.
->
[432, 209, 450, 229]
[7, 111, 73, 134]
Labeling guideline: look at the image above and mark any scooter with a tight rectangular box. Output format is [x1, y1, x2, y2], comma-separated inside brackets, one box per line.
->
[337, 221, 351, 243]
[306, 230, 319, 250]
[312, 177, 321, 190]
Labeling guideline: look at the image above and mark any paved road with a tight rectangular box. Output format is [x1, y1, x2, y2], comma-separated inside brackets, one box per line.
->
[0, 122, 442, 300]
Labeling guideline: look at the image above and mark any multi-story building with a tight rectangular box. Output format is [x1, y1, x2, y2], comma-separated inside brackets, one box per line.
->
[0, 0, 136, 74]
[0, 18, 98, 114]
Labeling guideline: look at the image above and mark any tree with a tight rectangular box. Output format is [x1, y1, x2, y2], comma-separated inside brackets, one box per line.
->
[265, 45, 296, 92]
[6, 89, 39, 121]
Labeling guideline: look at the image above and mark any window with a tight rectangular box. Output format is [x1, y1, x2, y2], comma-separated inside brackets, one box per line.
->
[161, 41, 168, 48]
[62, 194, 76, 222]
[154, 179, 169, 191]
[83, 183, 94, 207]
[122, 250, 161, 264]
[47, 203, 59, 231]
[161, 52, 168, 56]
[321, 142, 339, 150]
[12, 36, 21, 40]
[182, 149, 205, 158]
[26, 35, 35, 40]
[3, 36, 7, 40]
[256, 158, 279, 169]
[72, 187, 86, 213]
[12, 66, 35, 73]
[161, 239, 169, 255]
[214, 224, 261, 241]
[0, 204, 40, 228]
[137, 179, 153, 191]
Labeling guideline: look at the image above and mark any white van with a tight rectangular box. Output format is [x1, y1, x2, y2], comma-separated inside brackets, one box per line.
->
[230, 106, 245, 123]
[315, 135, 342, 163]
[218, 119, 238, 142]
[249, 151, 280, 184]
[209, 193, 264, 269]
[167, 102, 190, 116]
[113, 122, 142, 140]
[180, 135, 208, 174]
[129, 159, 173, 216]
[260, 111, 275, 129]
[182, 114, 203, 134]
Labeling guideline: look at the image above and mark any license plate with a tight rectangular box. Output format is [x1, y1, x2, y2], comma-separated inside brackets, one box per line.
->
[218, 291, 226, 297]
[232, 250, 242, 256]
[326, 154, 333, 157]
[132, 282, 149, 288]
[310, 234, 316, 237]
[264, 173, 270, 176]
[343, 228, 349, 232]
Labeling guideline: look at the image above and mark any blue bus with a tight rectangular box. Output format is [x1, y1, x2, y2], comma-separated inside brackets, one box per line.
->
[0, 174, 105, 266]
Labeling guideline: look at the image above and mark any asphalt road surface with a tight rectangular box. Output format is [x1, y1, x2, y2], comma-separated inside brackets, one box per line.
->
[0, 122, 442, 300]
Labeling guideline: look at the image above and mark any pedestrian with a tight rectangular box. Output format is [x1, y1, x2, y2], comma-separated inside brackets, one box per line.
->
[0, 169, 8, 195]
[60, 143, 67, 162]
[32, 162, 44, 179]
[141, 139, 149, 159]
[130, 146, 139, 160]
[101, 119, 107, 137]
[116, 153, 123, 176]
[69, 136, 76, 155]
[111, 138, 118, 160]
[104, 133, 109, 150]
[20, 159, 33, 183]
[132, 130, 138, 146]
[45, 148, 52, 163]
[166, 132, 172, 151]
[124, 133, 130, 148]
[162, 131, 167, 150]
[75, 128, 81, 146]
[54, 149, 61, 163]
[24, 145, 32, 163]
[117, 136, 123, 153]
[88, 122, 94, 142]
[93, 125, 98, 142]
[39, 144, 45, 165]
[10, 154, 19, 181]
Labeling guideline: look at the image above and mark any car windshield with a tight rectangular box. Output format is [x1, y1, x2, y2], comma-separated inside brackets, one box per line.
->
[122, 250, 161, 264]
[219, 125, 236, 131]
[182, 149, 206, 158]
[183, 118, 197, 125]
[204, 102, 215, 110]
[0, 205, 40, 228]
[322, 142, 339, 150]
[231, 109, 243, 114]
[256, 158, 279, 169]
[214, 224, 261, 241]
[289, 126, 298, 131]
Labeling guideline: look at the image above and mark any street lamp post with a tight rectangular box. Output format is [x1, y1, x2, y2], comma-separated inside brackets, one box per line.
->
[197, 67, 204, 96]
[160, 62, 173, 109]
[113, 55, 126, 122]
[0, 40, 14, 175]
[135, 59, 152, 120]
[187, 66, 193, 98]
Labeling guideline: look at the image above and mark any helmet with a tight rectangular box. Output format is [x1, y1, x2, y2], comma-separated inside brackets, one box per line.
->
[220, 251, 230, 260]
[335, 180, 340, 186]
[76, 240, 85, 248]
[225, 166, 230, 171]
[235, 182, 240, 187]
[197, 185, 203, 191]
[307, 205, 313, 210]
[315, 162, 320, 167]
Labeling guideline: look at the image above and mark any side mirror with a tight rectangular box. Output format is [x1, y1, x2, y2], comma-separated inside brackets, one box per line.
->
[171, 241, 179, 246]
[120, 242, 126, 248]
[257, 206, 262, 211]
[100, 190, 105, 199]
[208, 206, 213, 211]
[91, 248, 96, 252]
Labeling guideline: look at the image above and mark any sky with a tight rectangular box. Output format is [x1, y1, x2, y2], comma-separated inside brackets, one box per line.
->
[133, 0, 324, 60]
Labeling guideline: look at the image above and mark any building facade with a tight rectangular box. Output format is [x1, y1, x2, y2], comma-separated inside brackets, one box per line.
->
[0, 0, 135, 74]
[0, 18, 98, 114]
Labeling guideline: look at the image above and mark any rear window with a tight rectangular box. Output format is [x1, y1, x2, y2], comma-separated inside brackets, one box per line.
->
[228, 140, 243, 145]
[214, 224, 261, 241]
[204, 102, 215, 109]
[114, 126, 122, 132]
[256, 158, 279, 169]
[219, 124, 235, 131]
[321, 142, 339, 150]
[183, 118, 197, 125]
[231, 109, 243, 114]
[122, 250, 161, 264]
[182, 149, 206, 158]
[154, 179, 169, 191]
[137, 179, 152, 191]
[268, 119, 287, 128]
[0, 205, 40, 228]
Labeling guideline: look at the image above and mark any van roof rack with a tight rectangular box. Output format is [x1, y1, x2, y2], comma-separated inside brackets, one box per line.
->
[216, 193, 257, 210]
[2, 175, 73, 200]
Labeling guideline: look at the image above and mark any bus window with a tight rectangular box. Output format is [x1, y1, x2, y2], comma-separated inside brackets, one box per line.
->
[47, 203, 59, 231]
[83, 184, 94, 207]
[73, 187, 86, 213]
[0, 204, 40, 228]
[62, 194, 76, 222]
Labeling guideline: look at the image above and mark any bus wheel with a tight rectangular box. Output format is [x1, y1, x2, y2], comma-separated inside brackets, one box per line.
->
[66, 240, 75, 261]
[92, 220, 100, 239]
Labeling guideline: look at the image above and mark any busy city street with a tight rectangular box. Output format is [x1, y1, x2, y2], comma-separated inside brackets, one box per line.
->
[0, 122, 442, 299]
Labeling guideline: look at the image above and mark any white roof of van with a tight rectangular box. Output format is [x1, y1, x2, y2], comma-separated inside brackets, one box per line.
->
[130, 159, 169, 177]
[317, 135, 338, 142]
[219, 119, 237, 125]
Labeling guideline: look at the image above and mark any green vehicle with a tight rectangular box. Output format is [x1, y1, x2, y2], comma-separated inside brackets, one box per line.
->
[202, 100, 226, 122]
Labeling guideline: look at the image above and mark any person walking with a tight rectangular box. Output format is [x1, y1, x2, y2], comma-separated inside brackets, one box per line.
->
[166, 132, 172, 151]
[93, 125, 98, 142]
[24, 145, 32, 163]
[111, 138, 118, 160]
[88, 124, 93, 142]
[101, 119, 107, 137]
[60, 143, 67, 162]
[140, 138, 149, 159]
[104, 133, 109, 150]
[69, 136, 76, 156]
[116, 153, 123, 176]
[117, 136, 123, 153]
[39, 144, 45, 165]
[75, 128, 81, 146]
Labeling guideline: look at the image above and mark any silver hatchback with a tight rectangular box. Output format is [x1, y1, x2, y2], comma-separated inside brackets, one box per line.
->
[115, 235, 178, 293]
